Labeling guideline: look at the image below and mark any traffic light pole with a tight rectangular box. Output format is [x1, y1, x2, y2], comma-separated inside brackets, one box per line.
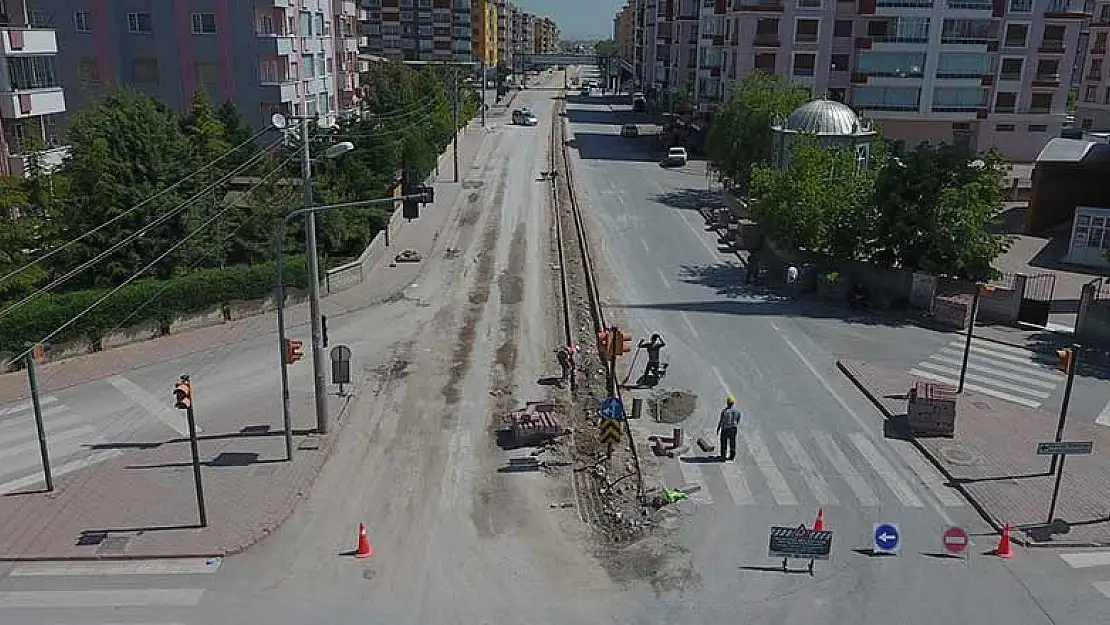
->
[24, 352, 53, 492]
[175, 375, 207, 528]
[300, 117, 330, 437]
[1049, 345, 1080, 475]
[452, 70, 460, 183]
[274, 194, 431, 458]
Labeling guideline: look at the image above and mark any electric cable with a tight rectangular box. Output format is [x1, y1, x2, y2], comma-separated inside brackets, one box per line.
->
[0, 125, 275, 288]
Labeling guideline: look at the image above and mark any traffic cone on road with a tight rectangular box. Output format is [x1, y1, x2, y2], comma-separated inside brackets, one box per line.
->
[355, 523, 373, 559]
[995, 523, 1012, 558]
[813, 508, 825, 532]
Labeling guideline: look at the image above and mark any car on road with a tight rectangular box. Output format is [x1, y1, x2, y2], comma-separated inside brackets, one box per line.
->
[664, 146, 688, 166]
[620, 123, 639, 138]
[512, 108, 539, 126]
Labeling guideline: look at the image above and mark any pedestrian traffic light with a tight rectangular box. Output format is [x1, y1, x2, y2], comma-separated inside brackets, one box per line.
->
[1055, 347, 1075, 373]
[401, 171, 435, 220]
[596, 330, 612, 361]
[284, 339, 304, 365]
[617, 330, 633, 355]
[173, 376, 193, 410]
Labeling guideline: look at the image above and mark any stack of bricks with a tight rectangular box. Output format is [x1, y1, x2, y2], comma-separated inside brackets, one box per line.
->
[907, 381, 957, 437]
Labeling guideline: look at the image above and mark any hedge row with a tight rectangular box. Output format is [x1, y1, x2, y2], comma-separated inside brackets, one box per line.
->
[0, 256, 308, 352]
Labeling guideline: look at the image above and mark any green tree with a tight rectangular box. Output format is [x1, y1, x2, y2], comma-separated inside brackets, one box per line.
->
[869, 143, 1008, 279]
[177, 92, 233, 269]
[216, 100, 262, 172]
[749, 135, 877, 259]
[52, 88, 196, 286]
[595, 39, 615, 57]
[705, 71, 810, 191]
[0, 175, 46, 300]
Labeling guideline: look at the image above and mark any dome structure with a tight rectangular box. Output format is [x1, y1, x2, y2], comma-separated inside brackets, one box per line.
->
[781, 98, 869, 136]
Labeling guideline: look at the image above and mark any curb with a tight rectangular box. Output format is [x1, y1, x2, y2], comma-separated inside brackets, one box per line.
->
[835, 359, 1110, 549]
[0, 552, 225, 563]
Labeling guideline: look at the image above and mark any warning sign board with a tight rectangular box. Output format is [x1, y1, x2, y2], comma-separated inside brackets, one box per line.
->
[767, 526, 832, 561]
[599, 420, 621, 445]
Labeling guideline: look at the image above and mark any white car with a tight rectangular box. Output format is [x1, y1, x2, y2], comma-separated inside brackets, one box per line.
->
[512, 108, 539, 126]
[665, 146, 688, 166]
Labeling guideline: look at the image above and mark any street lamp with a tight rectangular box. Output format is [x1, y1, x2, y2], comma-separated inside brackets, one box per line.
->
[271, 112, 355, 446]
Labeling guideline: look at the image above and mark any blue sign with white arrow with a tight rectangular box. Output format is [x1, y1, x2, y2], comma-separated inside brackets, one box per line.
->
[873, 523, 900, 554]
[599, 397, 625, 420]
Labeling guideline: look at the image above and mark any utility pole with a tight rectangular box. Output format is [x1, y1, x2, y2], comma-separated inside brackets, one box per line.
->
[452, 70, 460, 183]
[300, 116, 329, 435]
[173, 375, 207, 528]
[479, 61, 487, 128]
[24, 349, 53, 492]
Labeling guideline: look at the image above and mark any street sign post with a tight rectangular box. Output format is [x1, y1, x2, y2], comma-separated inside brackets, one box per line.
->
[873, 523, 900, 555]
[768, 525, 833, 575]
[1036, 441, 1093, 456]
[942, 526, 969, 557]
[599, 396, 625, 420]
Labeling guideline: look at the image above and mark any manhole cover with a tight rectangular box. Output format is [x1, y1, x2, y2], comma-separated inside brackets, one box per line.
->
[936, 443, 982, 466]
[96, 536, 131, 554]
[972, 401, 991, 410]
[363, 569, 377, 580]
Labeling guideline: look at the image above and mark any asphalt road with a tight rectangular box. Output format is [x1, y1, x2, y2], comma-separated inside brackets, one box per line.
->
[556, 69, 1110, 625]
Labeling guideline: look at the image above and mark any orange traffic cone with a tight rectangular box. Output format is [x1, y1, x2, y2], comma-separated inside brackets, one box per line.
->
[355, 523, 373, 558]
[813, 508, 825, 532]
[996, 523, 1012, 558]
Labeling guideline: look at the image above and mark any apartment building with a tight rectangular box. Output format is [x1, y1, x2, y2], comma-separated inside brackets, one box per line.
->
[359, 0, 473, 64]
[37, 1, 358, 132]
[471, 0, 496, 67]
[615, 3, 635, 61]
[1077, 1, 1110, 130]
[516, 10, 534, 56]
[0, 0, 66, 177]
[495, 0, 512, 66]
[630, 0, 1088, 162]
[534, 15, 558, 55]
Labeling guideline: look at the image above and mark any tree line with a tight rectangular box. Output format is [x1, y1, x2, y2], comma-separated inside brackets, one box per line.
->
[0, 61, 473, 353]
[706, 72, 1008, 281]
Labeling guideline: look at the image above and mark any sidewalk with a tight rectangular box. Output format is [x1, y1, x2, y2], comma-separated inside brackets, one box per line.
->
[839, 358, 1110, 547]
[0, 120, 495, 560]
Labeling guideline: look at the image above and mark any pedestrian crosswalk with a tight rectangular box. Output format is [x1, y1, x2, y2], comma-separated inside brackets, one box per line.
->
[0, 394, 122, 496]
[908, 337, 1062, 409]
[674, 427, 963, 510]
[0, 557, 219, 622]
[1060, 551, 1110, 601]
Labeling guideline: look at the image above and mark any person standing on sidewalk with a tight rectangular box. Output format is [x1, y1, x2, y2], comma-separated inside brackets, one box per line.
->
[785, 264, 799, 298]
[717, 395, 742, 462]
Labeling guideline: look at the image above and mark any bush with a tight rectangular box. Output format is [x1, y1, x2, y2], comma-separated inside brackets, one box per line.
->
[0, 256, 307, 351]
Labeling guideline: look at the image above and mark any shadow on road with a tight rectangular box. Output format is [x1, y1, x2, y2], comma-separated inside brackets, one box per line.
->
[126, 451, 287, 470]
[653, 188, 728, 214]
[87, 424, 318, 451]
[566, 107, 627, 125]
[573, 131, 661, 163]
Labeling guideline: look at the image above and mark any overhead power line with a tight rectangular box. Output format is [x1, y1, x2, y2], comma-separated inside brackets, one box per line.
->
[0, 124, 275, 288]
[9, 154, 299, 366]
[0, 140, 285, 323]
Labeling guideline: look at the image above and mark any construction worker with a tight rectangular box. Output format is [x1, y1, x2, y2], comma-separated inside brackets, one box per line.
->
[638, 334, 666, 381]
[717, 395, 742, 462]
[555, 344, 576, 388]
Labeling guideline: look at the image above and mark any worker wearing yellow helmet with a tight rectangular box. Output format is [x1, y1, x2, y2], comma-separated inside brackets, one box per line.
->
[717, 394, 742, 462]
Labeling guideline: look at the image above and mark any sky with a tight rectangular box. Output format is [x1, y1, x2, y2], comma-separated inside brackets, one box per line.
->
[510, 0, 626, 41]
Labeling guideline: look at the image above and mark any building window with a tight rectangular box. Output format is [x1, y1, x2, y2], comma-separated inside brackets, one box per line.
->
[74, 11, 91, 33]
[1095, 32, 1109, 52]
[1003, 23, 1028, 48]
[1028, 124, 1047, 133]
[1008, 0, 1032, 11]
[1082, 117, 1094, 129]
[795, 19, 819, 43]
[6, 56, 60, 90]
[191, 13, 217, 35]
[941, 19, 998, 45]
[128, 12, 153, 34]
[1086, 85, 1098, 101]
[833, 20, 852, 38]
[797, 0, 822, 7]
[1030, 92, 1053, 113]
[754, 53, 776, 73]
[999, 58, 1023, 81]
[1073, 213, 1110, 250]
[994, 91, 1017, 112]
[1089, 58, 1103, 80]
[27, 10, 49, 27]
[258, 15, 275, 35]
[194, 62, 220, 93]
[995, 123, 1016, 132]
[857, 51, 926, 77]
[830, 54, 850, 72]
[932, 87, 987, 111]
[851, 86, 921, 111]
[76, 57, 100, 82]
[793, 53, 816, 76]
[302, 55, 315, 78]
[131, 58, 159, 83]
[936, 53, 993, 79]
[1104, 87, 1110, 104]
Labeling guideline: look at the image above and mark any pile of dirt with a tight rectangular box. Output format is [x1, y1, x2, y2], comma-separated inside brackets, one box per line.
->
[648, 390, 698, 424]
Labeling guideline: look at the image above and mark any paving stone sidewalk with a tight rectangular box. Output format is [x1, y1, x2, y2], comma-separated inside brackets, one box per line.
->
[0, 120, 496, 560]
[839, 358, 1110, 547]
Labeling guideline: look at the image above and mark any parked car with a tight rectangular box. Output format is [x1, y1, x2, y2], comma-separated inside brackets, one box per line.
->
[665, 146, 688, 166]
[512, 108, 539, 126]
[620, 123, 639, 138]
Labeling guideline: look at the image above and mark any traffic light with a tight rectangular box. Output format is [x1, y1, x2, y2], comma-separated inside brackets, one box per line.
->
[401, 171, 435, 220]
[173, 376, 193, 410]
[1055, 347, 1075, 373]
[284, 338, 304, 365]
[617, 330, 633, 355]
[596, 330, 612, 361]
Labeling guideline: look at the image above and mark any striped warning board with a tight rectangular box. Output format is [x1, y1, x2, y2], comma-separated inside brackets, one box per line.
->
[600, 420, 622, 444]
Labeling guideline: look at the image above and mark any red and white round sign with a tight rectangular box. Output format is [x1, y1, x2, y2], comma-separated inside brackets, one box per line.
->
[943, 526, 969, 554]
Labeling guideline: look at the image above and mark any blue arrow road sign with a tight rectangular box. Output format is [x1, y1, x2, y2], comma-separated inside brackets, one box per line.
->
[599, 397, 625, 420]
[873, 523, 900, 554]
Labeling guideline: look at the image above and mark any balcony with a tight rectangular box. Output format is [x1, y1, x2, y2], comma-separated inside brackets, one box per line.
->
[258, 34, 295, 56]
[877, 1, 933, 6]
[754, 34, 781, 47]
[945, 1, 991, 9]
[1039, 39, 1066, 53]
[1, 28, 58, 56]
[0, 88, 65, 119]
[999, 71, 1021, 81]
[735, 0, 785, 11]
[1032, 72, 1061, 86]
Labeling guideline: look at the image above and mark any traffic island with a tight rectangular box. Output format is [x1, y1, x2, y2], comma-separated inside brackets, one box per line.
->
[838, 358, 1110, 548]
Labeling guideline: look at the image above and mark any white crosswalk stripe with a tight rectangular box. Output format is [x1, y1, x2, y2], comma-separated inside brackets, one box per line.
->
[1060, 551, 1110, 600]
[0, 558, 220, 617]
[0, 396, 116, 495]
[671, 428, 958, 510]
[909, 338, 1062, 408]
